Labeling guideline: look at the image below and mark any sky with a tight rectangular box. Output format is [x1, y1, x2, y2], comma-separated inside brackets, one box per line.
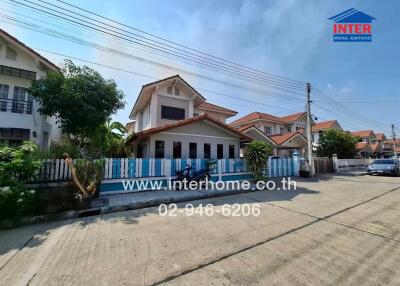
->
[1, 0, 399, 135]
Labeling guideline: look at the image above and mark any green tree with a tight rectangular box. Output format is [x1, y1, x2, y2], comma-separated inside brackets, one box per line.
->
[88, 120, 130, 157]
[316, 129, 358, 158]
[244, 141, 273, 181]
[29, 60, 125, 145]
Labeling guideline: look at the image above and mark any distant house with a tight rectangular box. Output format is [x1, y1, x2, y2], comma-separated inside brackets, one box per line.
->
[126, 75, 250, 159]
[351, 130, 390, 158]
[229, 111, 311, 157]
[356, 142, 373, 158]
[383, 138, 400, 158]
[0, 29, 62, 148]
[311, 120, 343, 148]
[351, 130, 375, 144]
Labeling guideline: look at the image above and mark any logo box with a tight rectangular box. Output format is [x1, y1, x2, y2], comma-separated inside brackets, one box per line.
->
[329, 8, 376, 42]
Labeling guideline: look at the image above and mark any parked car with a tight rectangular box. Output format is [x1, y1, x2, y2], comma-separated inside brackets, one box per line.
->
[367, 159, 400, 176]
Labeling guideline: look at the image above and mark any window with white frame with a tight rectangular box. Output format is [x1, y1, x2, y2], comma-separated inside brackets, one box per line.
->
[12, 86, 27, 113]
[265, 126, 272, 134]
[0, 84, 9, 112]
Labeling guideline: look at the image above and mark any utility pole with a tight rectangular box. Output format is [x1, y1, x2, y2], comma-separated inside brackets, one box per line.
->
[306, 82, 314, 175]
[392, 124, 397, 159]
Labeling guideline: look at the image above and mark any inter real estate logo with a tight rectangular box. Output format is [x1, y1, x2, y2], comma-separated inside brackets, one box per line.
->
[329, 8, 376, 42]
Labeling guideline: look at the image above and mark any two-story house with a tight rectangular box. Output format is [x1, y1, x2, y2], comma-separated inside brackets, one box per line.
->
[311, 120, 343, 148]
[351, 130, 388, 158]
[383, 138, 400, 158]
[126, 75, 251, 159]
[0, 29, 62, 148]
[229, 111, 311, 157]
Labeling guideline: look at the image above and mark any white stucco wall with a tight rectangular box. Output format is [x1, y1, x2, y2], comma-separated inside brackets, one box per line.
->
[0, 36, 62, 148]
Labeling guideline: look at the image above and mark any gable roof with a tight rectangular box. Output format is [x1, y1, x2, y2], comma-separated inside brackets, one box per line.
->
[329, 8, 376, 23]
[279, 112, 306, 123]
[356, 142, 372, 152]
[130, 75, 205, 118]
[196, 102, 237, 116]
[0, 29, 59, 71]
[370, 143, 382, 153]
[238, 124, 277, 146]
[229, 111, 306, 126]
[127, 113, 252, 143]
[268, 131, 307, 145]
[351, 130, 375, 138]
[374, 133, 386, 141]
[312, 120, 338, 132]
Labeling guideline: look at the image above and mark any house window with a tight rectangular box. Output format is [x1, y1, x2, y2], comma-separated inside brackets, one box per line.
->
[189, 142, 197, 159]
[137, 144, 143, 158]
[0, 84, 9, 112]
[161, 105, 185, 120]
[280, 127, 284, 134]
[174, 87, 180, 96]
[217, 144, 223, 159]
[204, 143, 211, 159]
[0, 65, 36, 80]
[167, 86, 172, 94]
[155, 141, 164, 158]
[6, 47, 17, 61]
[287, 127, 291, 133]
[265, 126, 272, 134]
[12, 86, 27, 113]
[173, 141, 181, 158]
[229, 145, 235, 159]
[312, 134, 314, 142]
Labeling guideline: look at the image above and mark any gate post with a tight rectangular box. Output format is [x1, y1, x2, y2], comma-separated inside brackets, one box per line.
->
[332, 154, 338, 172]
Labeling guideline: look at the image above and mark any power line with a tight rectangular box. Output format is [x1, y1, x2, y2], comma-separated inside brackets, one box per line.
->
[53, 0, 305, 85]
[34, 48, 304, 115]
[0, 12, 307, 106]
[5, 0, 306, 93]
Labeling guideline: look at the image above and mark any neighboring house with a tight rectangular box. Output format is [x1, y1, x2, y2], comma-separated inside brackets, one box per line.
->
[351, 130, 390, 158]
[356, 141, 373, 158]
[229, 111, 311, 157]
[311, 120, 343, 147]
[126, 75, 250, 159]
[351, 130, 375, 144]
[0, 29, 62, 148]
[125, 121, 135, 135]
[383, 138, 400, 158]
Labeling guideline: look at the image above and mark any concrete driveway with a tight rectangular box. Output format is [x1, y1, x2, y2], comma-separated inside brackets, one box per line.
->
[0, 174, 399, 286]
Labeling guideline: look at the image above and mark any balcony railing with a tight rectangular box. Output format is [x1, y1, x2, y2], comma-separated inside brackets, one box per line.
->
[0, 98, 33, 114]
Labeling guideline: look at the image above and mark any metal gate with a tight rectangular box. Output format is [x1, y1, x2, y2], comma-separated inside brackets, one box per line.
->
[313, 157, 333, 175]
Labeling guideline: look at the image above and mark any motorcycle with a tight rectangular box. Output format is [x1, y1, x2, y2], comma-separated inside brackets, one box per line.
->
[172, 160, 217, 190]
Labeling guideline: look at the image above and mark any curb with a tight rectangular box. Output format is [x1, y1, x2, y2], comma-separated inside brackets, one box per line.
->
[99, 188, 262, 215]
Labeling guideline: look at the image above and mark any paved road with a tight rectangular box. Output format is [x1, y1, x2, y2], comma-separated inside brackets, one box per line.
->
[1, 174, 400, 286]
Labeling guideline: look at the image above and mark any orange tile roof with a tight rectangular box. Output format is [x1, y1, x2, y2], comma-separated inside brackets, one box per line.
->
[279, 112, 306, 123]
[384, 138, 400, 144]
[370, 143, 382, 152]
[351, 130, 374, 138]
[127, 113, 252, 143]
[312, 120, 337, 132]
[230, 111, 306, 126]
[374, 133, 386, 141]
[268, 131, 306, 145]
[197, 102, 237, 115]
[356, 142, 371, 152]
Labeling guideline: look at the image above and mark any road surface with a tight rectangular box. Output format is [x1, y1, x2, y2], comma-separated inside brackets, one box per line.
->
[0, 174, 399, 285]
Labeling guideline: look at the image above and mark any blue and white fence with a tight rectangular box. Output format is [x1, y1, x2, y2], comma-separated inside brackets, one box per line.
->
[103, 158, 247, 179]
[29, 157, 300, 193]
[267, 157, 300, 178]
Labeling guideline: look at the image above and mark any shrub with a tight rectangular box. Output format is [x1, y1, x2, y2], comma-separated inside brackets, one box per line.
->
[0, 141, 42, 186]
[0, 142, 42, 220]
[244, 141, 273, 181]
